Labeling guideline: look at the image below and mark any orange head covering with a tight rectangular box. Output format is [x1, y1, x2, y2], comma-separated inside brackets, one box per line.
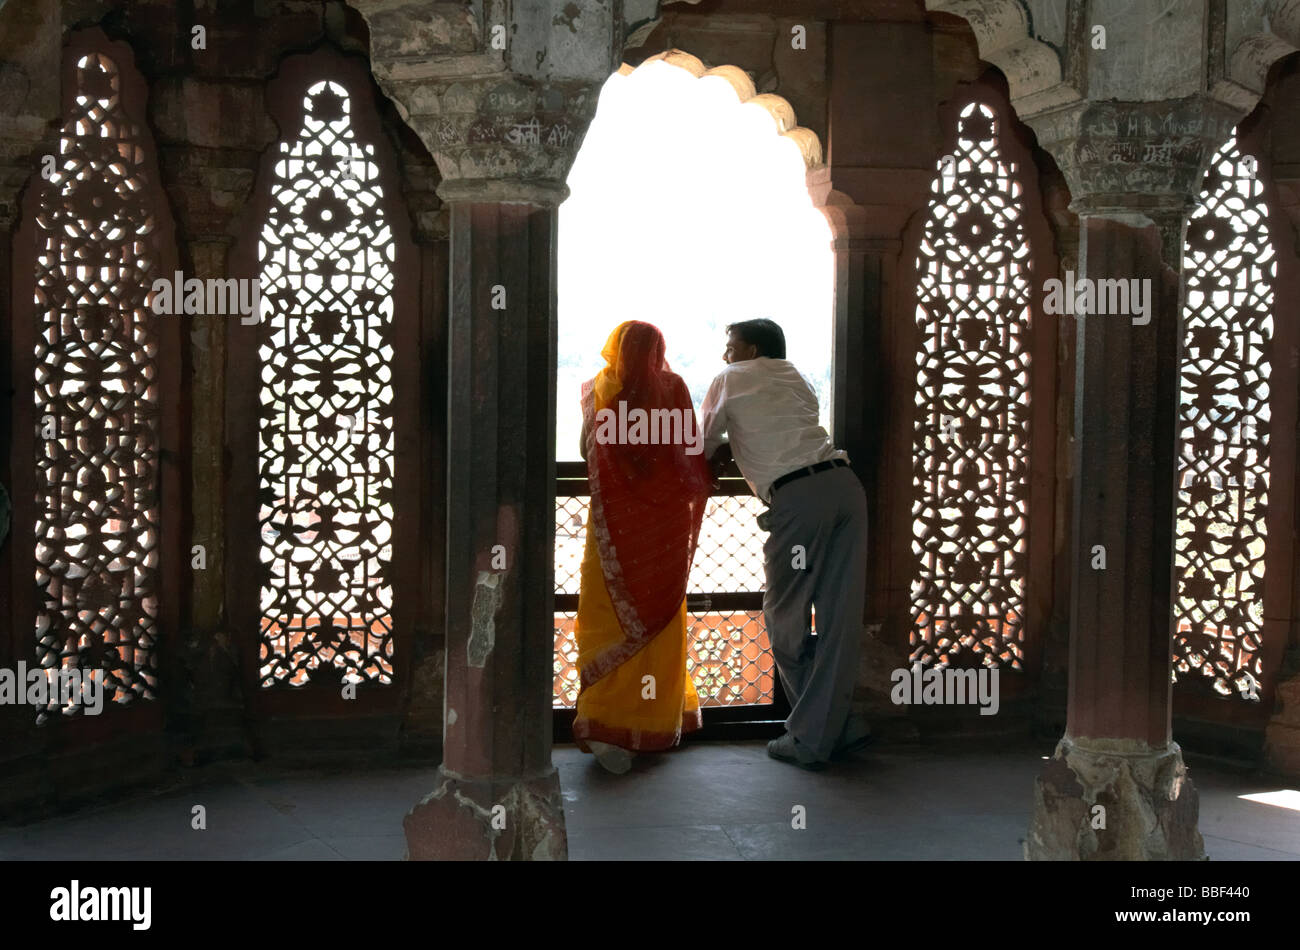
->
[592, 320, 671, 413]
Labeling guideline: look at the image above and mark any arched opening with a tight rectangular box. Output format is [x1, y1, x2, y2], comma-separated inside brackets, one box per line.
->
[552, 51, 834, 720]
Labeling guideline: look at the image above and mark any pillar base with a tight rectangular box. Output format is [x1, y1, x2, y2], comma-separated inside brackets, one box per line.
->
[1264, 648, 1300, 778]
[1025, 736, 1204, 860]
[403, 766, 567, 861]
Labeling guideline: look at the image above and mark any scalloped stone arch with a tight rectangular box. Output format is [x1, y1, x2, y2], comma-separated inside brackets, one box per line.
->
[620, 49, 824, 168]
[1214, 0, 1300, 113]
[923, 0, 1080, 114]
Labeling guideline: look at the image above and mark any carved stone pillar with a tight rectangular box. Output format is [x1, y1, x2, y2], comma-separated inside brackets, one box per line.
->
[1261, 66, 1300, 780]
[352, 0, 637, 859]
[386, 87, 593, 856]
[1020, 99, 1241, 860]
[809, 167, 927, 720]
[402, 180, 567, 860]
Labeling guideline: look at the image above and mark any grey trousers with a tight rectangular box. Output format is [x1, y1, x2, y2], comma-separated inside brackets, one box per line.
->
[763, 465, 868, 761]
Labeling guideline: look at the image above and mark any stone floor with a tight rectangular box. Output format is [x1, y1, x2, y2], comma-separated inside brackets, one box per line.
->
[0, 739, 1296, 860]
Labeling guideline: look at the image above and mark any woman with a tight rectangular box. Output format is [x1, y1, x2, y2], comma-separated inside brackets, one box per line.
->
[575, 321, 712, 774]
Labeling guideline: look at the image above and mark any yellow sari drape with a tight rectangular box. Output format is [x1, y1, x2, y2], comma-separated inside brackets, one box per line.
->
[572, 525, 702, 751]
[573, 322, 704, 752]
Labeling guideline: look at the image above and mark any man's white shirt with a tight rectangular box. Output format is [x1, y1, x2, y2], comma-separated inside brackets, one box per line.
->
[700, 357, 846, 503]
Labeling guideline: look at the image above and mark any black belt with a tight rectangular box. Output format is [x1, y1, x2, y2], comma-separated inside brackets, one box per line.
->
[771, 458, 847, 493]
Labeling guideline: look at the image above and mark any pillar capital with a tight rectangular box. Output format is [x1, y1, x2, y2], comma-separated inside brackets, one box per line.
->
[389, 73, 603, 185]
[436, 176, 570, 207]
[1026, 97, 1240, 213]
[353, 0, 650, 188]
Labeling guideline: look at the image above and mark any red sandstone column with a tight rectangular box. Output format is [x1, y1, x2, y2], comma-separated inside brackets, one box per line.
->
[1264, 174, 1300, 776]
[403, 179, 567, 860]
[1025, 201, 1204, 860]
[1255, 58, 1300, 778]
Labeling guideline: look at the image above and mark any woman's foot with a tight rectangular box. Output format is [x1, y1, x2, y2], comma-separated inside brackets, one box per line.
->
[588, 740, 634, 775]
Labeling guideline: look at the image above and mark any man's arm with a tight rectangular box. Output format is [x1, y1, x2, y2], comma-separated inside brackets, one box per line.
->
[700, 373, 728, 457]
[700, 373, 731, 488]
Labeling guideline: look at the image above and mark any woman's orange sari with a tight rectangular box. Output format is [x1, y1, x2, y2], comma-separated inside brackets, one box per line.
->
[574, 321, 712, 752]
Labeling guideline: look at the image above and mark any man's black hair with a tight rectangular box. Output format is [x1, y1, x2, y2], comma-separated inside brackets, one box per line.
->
[726, 318, 786, 359]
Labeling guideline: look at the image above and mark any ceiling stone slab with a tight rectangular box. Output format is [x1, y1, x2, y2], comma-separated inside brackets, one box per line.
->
[925, 0, 1080, 115]
[1213, 0, 1300, 113]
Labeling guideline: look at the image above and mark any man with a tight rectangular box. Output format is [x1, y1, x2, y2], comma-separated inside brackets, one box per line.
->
[700, 318, 870, 769]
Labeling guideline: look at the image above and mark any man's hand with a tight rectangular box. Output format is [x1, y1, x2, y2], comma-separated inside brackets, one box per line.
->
[708, 443, 733, 490]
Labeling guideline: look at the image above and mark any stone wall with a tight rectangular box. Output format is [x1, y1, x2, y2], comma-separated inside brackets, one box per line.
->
[3, 0, 1299, 825]
[0, 0, 448, 818]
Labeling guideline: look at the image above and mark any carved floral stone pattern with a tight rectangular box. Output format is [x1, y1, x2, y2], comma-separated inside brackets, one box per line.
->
[910, 101, 1033, 671]
[258, 80, 396, 688]
[32, 52, 163, 716]
[1174, 132, 1274, 700]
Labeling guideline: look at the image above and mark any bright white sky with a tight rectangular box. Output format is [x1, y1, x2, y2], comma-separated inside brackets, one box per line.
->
[556, 59, 834, 460]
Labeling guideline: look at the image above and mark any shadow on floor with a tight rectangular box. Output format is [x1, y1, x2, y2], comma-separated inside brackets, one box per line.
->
[0, 740, 1295, 860]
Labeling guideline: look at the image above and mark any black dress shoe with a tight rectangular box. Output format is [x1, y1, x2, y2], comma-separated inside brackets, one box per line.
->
[767, 733, 828, 771]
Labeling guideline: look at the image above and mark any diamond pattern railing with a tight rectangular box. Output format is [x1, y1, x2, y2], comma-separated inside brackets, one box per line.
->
[555, 493, 766, 596]
[553, 611, 581, 707]
[552, 607, 775, 709]
[553, 481, 773, 708]
[685, 610, 774, 706]
[689, 495, 766, 593]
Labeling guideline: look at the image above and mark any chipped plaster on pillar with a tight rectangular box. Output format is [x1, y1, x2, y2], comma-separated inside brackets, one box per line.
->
[467, 571, 503, 667]
[404, 771, 568, 860]
[1026, 736, 1205, 860]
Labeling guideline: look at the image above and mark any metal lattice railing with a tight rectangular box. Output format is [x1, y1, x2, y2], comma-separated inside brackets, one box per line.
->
[553, 488, 773, 708]
[555, 493, 766, 596]
[552, 608, 774, 709]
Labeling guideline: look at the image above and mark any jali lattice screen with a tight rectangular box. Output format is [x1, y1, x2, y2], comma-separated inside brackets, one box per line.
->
[1174, 131, 1275, 699]
[31, 51, 165, 717]
[257, 80, 397, 688]
[910, 100, 1033, 671]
